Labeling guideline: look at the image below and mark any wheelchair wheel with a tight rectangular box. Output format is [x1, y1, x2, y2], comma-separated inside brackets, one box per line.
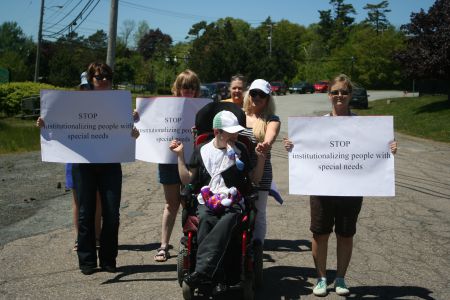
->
[177, 242, 188, 287]
[242, 276, 254, 300]
[182, 281, 194, 300]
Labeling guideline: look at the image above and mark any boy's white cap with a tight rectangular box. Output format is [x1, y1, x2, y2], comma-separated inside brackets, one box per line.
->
[213, 110, 245, 133]
[249, 79, 271, 94]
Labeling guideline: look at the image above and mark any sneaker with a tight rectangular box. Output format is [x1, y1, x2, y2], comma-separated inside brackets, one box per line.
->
[313, 278, 327, 296]
[80, 267, 96, 275]
[183, 272, 211, 288]
[334, 278, 350, 296]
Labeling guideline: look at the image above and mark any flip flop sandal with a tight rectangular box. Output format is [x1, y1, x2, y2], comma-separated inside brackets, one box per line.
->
[154, 246, 170, 262]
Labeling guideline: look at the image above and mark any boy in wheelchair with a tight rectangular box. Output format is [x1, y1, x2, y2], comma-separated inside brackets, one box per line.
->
[169, 110, 265, 293]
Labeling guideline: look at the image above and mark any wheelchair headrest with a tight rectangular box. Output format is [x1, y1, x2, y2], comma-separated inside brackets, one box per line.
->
[195, 102, 246, 135]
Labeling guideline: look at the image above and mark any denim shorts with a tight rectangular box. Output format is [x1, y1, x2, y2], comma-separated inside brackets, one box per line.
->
[158, 164, 181, 185]
[65, 163, 75, 190]
[310, 195, 363, 237]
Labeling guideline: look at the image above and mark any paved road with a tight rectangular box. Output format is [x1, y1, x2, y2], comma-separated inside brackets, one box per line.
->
[1, 92, 449, 299]
[274, 91, 416, 133]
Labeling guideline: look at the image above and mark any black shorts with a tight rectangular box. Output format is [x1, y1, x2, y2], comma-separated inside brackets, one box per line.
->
[158, 163, 181, 185]
[310, 196, 363, 237]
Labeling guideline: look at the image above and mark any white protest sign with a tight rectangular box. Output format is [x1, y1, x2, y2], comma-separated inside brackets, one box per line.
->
[40, 90, 135, 163]
[288, 116, 395, 196]
[135, 97, 212, 163]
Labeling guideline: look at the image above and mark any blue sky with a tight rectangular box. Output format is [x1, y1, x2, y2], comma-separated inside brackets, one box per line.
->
[1, 0, 435, 44]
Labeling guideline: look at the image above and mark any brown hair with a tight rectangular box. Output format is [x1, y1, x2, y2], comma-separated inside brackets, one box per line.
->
[86, 62, 113, 84]
[171, 69, 201, 97]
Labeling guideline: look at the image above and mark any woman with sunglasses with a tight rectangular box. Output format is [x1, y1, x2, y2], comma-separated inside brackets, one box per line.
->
[73, 62, 139, 275]
[153, 69, 201, 262]
[283, 74, 397, 296]
[240, 79, 281, 284]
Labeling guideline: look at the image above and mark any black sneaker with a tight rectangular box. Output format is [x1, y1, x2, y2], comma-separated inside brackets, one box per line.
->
[80, 267, 96, 275]
[101, 265, 117, 273]
[183, 272, 211, 288]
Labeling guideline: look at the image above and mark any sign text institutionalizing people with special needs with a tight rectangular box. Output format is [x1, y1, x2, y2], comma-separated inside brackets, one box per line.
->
[40, 90, 135, 163]
[135, 97, 212, 163]
[288, 116, 395, 196]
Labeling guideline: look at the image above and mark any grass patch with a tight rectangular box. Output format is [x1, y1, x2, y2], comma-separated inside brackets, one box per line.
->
[0, 95, 448, 154]
[0, 118, 41, 154]
[353, 95, 450, 143]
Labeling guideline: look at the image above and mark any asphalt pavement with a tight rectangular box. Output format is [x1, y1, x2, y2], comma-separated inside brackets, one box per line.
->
[0, 92, 449, 299]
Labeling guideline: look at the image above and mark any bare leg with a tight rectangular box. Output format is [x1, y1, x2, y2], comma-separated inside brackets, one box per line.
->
[95, 190, 102, 240]
[72, 190, 79, 236]
[336, 234, 353, 278]
[160, 184, 181, 247]
[312, 233, 330, 278]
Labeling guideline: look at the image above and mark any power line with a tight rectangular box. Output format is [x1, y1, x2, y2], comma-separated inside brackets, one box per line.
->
[120, 0, 264, 24]
[44, 0, 83, 31]
[44, 0, 100, 38]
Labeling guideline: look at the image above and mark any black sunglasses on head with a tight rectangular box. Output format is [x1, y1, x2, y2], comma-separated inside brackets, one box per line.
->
[249, 89, 268, 98]
[329, 89, 350, 96]
[93, 74, 112, 81]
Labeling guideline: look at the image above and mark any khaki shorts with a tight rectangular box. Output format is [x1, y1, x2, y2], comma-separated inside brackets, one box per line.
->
[310, 196, 363, 237]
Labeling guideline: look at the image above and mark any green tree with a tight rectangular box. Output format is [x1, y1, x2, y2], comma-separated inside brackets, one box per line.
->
[134, 20, 150, 48]
[0, 22, 34, 81]
[187, 21, 207, 39]
[119, 19, 136, 47]
[189, 19, 250, 82]
[363, 1, 392, 35]
[331, 25, 405, 88]
[137, 28, 172, 60]
[396, 0, 450, 100]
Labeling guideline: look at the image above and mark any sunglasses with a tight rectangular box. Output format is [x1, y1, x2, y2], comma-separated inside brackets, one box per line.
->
[249, 89, 268, 99]
[181, 84, 196, 90]
[93, 74, 112, 81]
[329, 89, 350, 96]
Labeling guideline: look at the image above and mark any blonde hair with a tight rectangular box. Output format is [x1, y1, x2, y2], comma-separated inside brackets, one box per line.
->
[171, 69, 201, 97]
[328, 74, 353, 93]
[243, 91, 276, 142]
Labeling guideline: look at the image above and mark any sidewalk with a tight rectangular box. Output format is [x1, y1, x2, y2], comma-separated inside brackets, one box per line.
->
[0, 133, 449, 299]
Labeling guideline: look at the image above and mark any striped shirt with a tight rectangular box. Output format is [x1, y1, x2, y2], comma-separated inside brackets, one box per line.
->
[239, 115, 280, 191]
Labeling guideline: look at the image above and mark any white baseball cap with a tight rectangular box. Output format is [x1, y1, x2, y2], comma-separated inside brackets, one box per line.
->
[213, 110, 245, 133]
[249, 79, 271, 95]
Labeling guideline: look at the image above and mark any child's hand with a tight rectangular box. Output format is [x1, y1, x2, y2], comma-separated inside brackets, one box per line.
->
[169, 139, 183, 154]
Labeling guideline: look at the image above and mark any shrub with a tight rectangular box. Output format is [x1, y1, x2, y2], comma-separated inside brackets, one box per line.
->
[0, 82, 64, 116]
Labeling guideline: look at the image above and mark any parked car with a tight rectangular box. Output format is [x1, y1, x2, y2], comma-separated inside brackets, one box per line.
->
[289, 81, 315, 94]
[270, 81, 288, 95]
[200, 85, 212, 99]
[350, 87, 369, 109]
[203, 82, 230, 102]
[313, 81, 329, 93]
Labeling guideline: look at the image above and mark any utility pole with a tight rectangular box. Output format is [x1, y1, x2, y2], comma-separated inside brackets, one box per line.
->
[34, 0, 45, 82]
[106, 0, 118, 70]
[267, 24, 273, 57]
